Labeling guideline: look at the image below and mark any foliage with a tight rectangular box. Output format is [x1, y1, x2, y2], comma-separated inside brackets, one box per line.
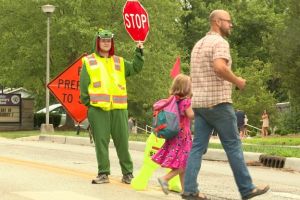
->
[272, 0, 300, 109]
[248, 130, 258, 137]
[33, 113, 61, 128]
[276, 107, 300, 134]
[0, 0, 299, 132]
[126, 0, 184, 124]
[0, 0, 183, 124]
[232, 61, 277, 128]
[229, 0, 281, 68]
[178, 0, 282, 67]
[178, 0, 288, 130]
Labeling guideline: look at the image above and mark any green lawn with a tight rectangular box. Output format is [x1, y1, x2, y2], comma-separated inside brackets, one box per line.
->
[209, 143, 300, 158]
[129, 133, 150, 141]
[0, 130, 89, 139]
[0, 130, 148, 141]
[243, 136, 300, 146]
[0, 131, 299, 158]
[0, 130, 149, 141]
[209, 136, 300, 158]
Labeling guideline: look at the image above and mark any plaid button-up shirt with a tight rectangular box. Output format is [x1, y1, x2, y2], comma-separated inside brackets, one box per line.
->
[191, 31, 233, 108]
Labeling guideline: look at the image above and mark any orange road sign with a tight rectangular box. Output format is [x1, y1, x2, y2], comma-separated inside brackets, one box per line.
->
[48, 54, 87, 123]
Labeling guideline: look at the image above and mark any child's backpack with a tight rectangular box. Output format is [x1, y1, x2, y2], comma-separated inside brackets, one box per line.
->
[152, 95, 181, 139]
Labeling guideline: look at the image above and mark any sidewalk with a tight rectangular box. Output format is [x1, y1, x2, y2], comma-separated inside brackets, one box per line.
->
[19, 134, 300, 172]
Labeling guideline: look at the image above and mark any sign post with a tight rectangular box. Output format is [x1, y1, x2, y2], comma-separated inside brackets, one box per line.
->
[123, 0, 149, 42]
[48, 54, 87, 124]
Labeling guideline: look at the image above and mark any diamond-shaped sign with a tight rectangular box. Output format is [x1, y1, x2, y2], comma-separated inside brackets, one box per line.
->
[48, 54, 87, 123]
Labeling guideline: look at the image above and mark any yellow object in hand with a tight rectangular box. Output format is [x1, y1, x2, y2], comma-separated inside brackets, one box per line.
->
[131, 133, 181, 192]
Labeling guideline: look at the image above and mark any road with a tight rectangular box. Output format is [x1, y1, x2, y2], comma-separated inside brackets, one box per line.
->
[0, 137, 300, 200]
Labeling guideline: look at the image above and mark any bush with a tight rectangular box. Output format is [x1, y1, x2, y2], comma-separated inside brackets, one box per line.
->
[276, 108, 300, 134]
[274, 129, 289, 136]
[249, 130, 257, 137]
[34, 113, 61, 128]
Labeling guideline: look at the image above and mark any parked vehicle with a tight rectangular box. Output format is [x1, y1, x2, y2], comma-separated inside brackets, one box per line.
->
[35, 104, 89, 129]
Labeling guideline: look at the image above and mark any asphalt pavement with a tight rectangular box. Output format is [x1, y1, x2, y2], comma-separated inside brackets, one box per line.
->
[19, 134, 300, 172]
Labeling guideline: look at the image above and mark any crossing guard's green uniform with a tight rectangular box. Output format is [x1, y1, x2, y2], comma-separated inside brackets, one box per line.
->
[80, 30, 144, 176]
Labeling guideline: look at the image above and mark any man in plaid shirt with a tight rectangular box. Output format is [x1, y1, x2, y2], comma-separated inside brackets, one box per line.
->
[182, 10, 269, 200]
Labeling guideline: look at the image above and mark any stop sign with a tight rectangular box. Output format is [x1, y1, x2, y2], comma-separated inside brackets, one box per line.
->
[123, 0, 149, 42]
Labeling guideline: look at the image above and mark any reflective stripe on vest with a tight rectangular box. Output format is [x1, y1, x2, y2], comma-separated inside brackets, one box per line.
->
[93, 81, 101, 88]
[112, 95, 127, 104]
[90, 94, 110, 103]
[113, 56, 120, 71]
[87, 54, 97, 66]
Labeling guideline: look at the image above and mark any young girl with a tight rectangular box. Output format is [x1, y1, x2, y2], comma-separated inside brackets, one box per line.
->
[151, 74, 194, 194]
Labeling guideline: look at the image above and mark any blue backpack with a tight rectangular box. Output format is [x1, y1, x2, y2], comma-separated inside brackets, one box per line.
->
[152, 95, 181, 139]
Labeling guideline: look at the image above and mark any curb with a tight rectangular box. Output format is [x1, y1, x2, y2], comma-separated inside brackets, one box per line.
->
[36, 135, 300, 172]
[284, 157, 300, 171]
[202, 148, 262, 163]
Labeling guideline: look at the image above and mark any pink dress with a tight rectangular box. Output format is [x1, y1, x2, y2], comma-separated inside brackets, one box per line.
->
[151, 98, 192, 169]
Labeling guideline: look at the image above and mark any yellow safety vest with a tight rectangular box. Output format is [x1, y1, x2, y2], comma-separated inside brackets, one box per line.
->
[84, 53, 127, 110]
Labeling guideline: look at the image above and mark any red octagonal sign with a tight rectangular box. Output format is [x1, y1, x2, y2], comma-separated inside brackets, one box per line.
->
[123, 0, 150, 42]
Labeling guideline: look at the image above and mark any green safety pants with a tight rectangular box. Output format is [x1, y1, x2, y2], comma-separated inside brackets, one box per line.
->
[88, 106, 133, 175]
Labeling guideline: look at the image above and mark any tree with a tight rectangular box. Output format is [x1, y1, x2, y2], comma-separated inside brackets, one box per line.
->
[272, 0, 300, 108]
[178, 0, 282, 130]
[179, 0, 283, 66]
[232, 61, 277, 128]
[124, 0, 185, 124]
[0, 0, 184, 126]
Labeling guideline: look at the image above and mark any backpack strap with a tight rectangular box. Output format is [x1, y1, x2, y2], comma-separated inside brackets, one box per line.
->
[154, 124, 167, 133]
[175, 97, 186, 129]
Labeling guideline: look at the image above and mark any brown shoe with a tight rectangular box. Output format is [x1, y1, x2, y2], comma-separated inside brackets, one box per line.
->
[181, 193, 209, 200]
[242, 185, 270, 200]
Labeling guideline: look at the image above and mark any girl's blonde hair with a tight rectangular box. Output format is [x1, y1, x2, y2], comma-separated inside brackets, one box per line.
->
[169, 74, 192, 97]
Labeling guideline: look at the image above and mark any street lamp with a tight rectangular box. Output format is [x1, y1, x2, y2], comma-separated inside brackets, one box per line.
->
[41, 4, 55, 133]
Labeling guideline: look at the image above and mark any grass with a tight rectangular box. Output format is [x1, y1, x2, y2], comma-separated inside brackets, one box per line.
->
[0, 130, 89, 139]
[209, 143, 300, 158]
[243, 136, 300, 146]
[1, 131, 299, 158]
[129, 133, 149, 141]
[0, 130, 149, 141]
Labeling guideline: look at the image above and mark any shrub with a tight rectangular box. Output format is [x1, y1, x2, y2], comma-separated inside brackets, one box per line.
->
[34, 113, 61, 128]
[249, 130, 257, 137]
[276, 108, 300, 135]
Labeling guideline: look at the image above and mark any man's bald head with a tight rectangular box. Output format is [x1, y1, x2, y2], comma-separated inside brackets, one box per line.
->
[209, 10, 230, 24]
[209, 9, 233, 37]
